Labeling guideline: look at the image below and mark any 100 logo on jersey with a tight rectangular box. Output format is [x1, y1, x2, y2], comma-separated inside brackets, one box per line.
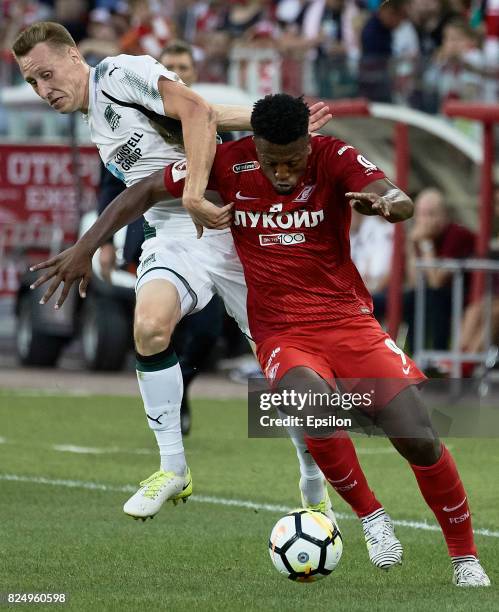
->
[259, 233, 306, 246]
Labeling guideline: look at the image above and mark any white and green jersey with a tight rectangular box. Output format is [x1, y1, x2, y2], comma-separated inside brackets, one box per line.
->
[85, 53, 218, 238]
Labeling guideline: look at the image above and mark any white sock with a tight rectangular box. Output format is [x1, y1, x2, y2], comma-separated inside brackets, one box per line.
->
[284, 419, 325, 505]
[136, 362, 186, 476]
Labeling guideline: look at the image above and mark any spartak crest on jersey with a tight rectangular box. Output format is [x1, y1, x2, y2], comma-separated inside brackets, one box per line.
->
[293, 185, 316, 202]
[171, 159, 188, 182]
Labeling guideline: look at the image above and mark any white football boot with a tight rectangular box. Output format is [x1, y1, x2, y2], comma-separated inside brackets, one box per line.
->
[124, 468, 192, 520]
[362, 508, 403, 569]
[452, 556, 491, 587]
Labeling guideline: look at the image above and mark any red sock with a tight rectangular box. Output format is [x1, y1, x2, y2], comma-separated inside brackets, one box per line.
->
[305, 431, 382, 518]
[410, 444, 477, 558]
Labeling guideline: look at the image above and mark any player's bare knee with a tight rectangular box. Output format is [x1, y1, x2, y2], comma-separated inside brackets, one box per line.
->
[394, 436, 441, 466]
[134, 313, 175, 356]
[278, 366, 332, 424]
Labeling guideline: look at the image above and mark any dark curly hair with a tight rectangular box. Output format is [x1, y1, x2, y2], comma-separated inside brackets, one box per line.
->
[251, 94, 310, 145]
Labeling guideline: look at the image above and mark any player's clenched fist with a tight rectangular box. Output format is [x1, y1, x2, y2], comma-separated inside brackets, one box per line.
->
[29, 243, 94, 308]
[182, 197, 233, 238]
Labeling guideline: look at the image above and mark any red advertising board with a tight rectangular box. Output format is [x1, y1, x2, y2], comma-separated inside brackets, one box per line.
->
[0, 143, 101, 295]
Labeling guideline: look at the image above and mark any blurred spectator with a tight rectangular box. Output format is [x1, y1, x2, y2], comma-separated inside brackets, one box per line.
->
[423, 17, 485, 110]
[350, 209, 394, 296]
[358, 0, 409, 102]
[351, 208, 395, 345]
[159, 38, 198, 86]
[459, 285, 499, 371]
[482, 0, 499, 101]
[408, 0, 461, 110]
[404, 188, 476, 351]
[180, 0, 228, 46]
[276, 0, 363, 96]
[0, 0, 54, 90]
[222, 0, 268, 38]
[391, 11, 420, 104]
[373, 188, 476, 352]
[276, 0, 319, 94]
[120, 0, 176, 58]
[470, 0, 484, 28]
[108, 2, 133, 38]
[308, 0, 364, 98]
[410, 0, 459, 60]
[52, 0, 89, 43]
[0, 0, 493, 107]
[1, 0, 52, 56]
[457, 184, 499, 373]
[182, 1, 231, 83]
[448, 0, 473, 15]
[175, 1, 207, 42]
[78, 8, 120, 66]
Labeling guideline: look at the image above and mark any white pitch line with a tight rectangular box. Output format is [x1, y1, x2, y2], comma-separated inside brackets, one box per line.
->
[52, 444, 155, 455]
[53, 445, 115, 455]
[0, 473, 133, 493]
[0, 389, 93, 398]
[1, 473, 498, 539]
[0, 440, 454, 457]
[52, 444, 396, 457]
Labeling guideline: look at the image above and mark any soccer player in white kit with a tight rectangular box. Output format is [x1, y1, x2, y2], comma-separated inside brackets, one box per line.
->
[15, 22, 334, 521]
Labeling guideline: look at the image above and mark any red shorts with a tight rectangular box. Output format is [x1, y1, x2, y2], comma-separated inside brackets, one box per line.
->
[256, 316, 426, 410]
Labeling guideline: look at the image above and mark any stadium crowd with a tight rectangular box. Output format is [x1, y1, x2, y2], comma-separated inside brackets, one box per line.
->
[1, 0, 499, 109]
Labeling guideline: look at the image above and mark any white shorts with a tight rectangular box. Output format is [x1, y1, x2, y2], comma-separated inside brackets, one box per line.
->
[135, 231, 250, 336]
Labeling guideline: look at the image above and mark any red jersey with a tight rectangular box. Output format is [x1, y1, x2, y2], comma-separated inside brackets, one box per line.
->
[434, 223, 475, 259]
[164, 135, 387, 343]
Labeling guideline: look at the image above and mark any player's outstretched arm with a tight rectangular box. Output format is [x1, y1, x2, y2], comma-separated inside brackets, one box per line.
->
[158, 78, 218, 237]
[30, 169, 232, 308]
[28, 170, 167, 308]
[346, 179, 413, 223]
[212, 101, 332, 133]
[211, 104, 252, 131]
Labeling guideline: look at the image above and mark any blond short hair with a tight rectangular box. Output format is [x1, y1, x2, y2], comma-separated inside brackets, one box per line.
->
[12, 21, 77, 58]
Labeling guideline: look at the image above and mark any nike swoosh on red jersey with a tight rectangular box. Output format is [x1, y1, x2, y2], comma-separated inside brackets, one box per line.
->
[236, 191, 258, 200]
[443, 497, 467, 512]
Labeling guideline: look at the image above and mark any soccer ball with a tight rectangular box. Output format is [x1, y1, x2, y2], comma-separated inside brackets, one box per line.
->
[268, 509, 343, 582]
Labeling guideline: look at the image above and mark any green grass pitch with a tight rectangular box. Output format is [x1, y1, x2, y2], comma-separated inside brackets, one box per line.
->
[0, 391, 498, 611]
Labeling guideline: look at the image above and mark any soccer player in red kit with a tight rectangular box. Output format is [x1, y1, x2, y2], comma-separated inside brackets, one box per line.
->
[31, 95, 490, 587]
[166, 94, 490, 587]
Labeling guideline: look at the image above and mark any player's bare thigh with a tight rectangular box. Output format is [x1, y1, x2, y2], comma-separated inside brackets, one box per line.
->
[134, 279, 181, 356]
[278, 366, 333, 432]
[375, 386, 441, 466]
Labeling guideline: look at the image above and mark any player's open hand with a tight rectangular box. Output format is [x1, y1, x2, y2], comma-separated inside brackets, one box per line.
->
[182, 197, 233, 238]
[29, 243, 94, 309]
[308, 101, 333, 133]
[346, 192, 392, 218]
